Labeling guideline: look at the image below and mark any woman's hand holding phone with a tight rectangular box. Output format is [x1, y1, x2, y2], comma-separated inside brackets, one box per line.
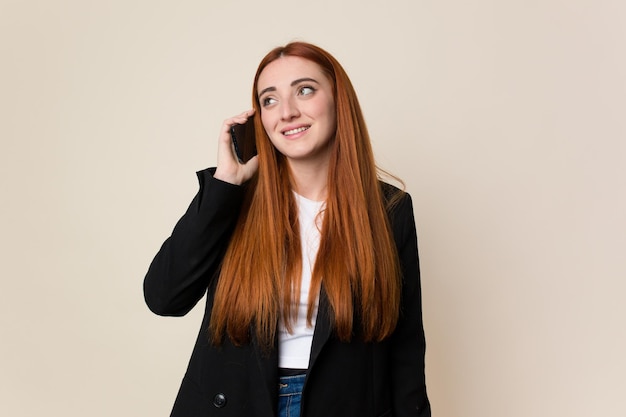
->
[214, 109, 259, 185]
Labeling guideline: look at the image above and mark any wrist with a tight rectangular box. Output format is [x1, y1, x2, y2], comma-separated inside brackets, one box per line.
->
[213, 167, 242, 185]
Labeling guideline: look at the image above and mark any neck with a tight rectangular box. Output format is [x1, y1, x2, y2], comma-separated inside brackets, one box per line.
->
[287, 159, 329, 202]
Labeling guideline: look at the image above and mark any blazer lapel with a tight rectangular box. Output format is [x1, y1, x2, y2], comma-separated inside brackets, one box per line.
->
[307, 287, 333, 370]
[251, 288, 332, 375]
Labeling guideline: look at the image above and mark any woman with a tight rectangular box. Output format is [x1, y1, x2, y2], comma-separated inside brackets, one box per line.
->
[144, 41, 430, 417]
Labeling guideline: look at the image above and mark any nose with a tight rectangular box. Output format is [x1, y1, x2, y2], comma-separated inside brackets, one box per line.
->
[280, 97, 300, 121]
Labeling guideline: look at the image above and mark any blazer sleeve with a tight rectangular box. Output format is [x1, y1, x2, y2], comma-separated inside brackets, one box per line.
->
[390, 192, 431, 417]
[143, 168, 246, 317]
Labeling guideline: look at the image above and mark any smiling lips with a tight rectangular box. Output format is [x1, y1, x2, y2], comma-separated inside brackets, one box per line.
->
[282, 125, 310, 136]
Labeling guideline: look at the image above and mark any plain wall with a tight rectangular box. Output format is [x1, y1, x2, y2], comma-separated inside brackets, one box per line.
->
[1, 1, 624, 416]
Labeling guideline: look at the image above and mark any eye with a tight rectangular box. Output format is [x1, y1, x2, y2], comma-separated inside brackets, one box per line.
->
[262, 96, 277, 107]
[298, 86, 316, 96]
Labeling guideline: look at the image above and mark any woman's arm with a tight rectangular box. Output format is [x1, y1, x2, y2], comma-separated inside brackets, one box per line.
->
[389, 192, 431, 417]
[143, 168, 246, 316]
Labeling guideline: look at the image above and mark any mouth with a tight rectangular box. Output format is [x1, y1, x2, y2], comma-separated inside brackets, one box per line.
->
[282, 125, 310, 136]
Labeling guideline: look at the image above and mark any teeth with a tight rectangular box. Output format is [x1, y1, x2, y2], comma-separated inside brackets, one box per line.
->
[284, 126, 309, 135]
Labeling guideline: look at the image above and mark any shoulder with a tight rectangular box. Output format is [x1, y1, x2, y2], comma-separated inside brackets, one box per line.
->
[379, 181, 413, 219]
[379, 181, 417, 250]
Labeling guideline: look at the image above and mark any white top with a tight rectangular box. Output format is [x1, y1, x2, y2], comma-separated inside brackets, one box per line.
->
[278, 192, 325, 369]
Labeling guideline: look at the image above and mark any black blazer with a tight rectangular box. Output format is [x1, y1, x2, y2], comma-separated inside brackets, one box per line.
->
[144, 168, 430, 417]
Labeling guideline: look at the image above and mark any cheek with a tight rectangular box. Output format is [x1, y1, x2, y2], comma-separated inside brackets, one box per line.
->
[260, 112, 273, 134]
[325, 102, 337, 130]
[322, 94, 335, 118]
[260, 114, 280, 148]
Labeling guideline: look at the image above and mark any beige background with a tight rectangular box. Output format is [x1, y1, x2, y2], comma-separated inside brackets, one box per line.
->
[1, 0, 624, 416]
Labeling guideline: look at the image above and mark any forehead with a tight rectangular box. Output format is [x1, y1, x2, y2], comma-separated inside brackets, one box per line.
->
[257, 56, 329, 90]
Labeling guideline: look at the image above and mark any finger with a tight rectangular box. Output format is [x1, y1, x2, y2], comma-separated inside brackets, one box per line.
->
[214, 110, 258, 184]
[225, 109, 255, 127]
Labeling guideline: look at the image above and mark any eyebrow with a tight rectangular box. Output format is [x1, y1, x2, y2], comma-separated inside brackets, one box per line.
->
[258, 77, 320, 98]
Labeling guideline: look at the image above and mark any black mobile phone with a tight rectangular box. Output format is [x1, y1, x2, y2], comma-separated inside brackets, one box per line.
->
[230, 118, 257, 163]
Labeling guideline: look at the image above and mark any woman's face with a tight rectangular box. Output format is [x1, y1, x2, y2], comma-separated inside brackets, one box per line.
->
[257, 56, 336, 167]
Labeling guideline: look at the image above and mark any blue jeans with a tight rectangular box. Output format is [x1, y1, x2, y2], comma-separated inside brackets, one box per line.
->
[278, 374, 305, 417]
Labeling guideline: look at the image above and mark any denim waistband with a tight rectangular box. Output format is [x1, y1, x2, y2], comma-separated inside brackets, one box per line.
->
[278, 373, 306, 396]
[279, 367, 307, 377]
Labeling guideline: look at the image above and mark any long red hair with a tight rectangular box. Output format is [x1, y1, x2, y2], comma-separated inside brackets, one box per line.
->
[209, 42, 402, 349]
